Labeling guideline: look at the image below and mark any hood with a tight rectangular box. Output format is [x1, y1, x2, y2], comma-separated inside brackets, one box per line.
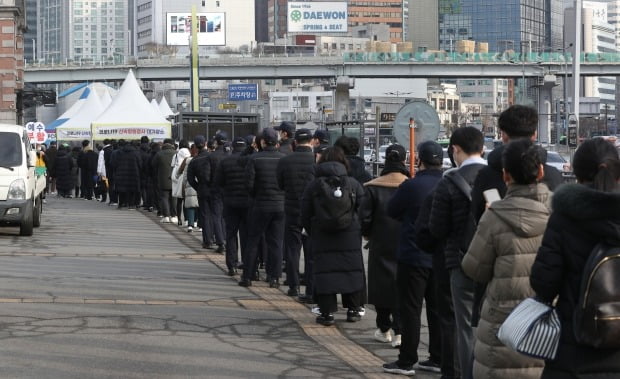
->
[364, 172, 407, 188]
[161, 143, 175, 151]
[552, 183, 620, 244]
[316, 161, 348, 177]
[489, 183, 551, 238]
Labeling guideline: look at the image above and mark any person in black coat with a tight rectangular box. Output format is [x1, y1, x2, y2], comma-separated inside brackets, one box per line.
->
[381, 142, 444, 376]
[54, 145, 74, 198]
[531, 138, 620, 378]
[77, 140, 99, 200]
[238, 128, 286, 288]
[187, 136, 216, 250]
[334, 135, 372, 184]
[276, 128, 316, 297]
[215, 137, 251, 276]
[112, 140, 142, 209]
[301, 146, 366, 326]
[428, 126, 487, 379]
[471, 105, 563, 222]
[207, 132, 231, 253]
[275, 121, 295, 154]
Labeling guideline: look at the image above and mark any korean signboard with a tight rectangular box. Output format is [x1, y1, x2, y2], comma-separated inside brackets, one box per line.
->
[166, 13, 226, 46]
[287, 2, 348, 33]
[228, 84, 258, 101]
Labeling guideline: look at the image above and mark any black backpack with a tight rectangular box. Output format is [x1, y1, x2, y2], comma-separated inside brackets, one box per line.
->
[574, 243, 620, 348]
[312, 175, 356, 232]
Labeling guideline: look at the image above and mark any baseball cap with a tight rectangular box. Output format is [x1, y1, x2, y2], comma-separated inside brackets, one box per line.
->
[261, 127, 279, 144]
[274, 121, 295, 136]
[193, 135, 206, 147]
[232, 137, 247, 148]
[215, 131, 228, 143]
[418, 140, 443, 166]
[294, 128, 312, 142]
[313, 129, 329, 144]
[385, 144, 407, 162]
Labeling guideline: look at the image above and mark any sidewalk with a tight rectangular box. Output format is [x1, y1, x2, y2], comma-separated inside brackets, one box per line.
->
[152, 210, 440, 378]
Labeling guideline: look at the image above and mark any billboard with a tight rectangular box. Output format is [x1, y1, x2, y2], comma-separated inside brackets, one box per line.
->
[166, 13, 225, 46]
[288, 2, 347, 33]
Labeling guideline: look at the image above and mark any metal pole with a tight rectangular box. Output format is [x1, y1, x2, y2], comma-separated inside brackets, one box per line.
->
[574, 0, 582, 146]
[409, 117, 415, 178]
[563, 47, 569, 152]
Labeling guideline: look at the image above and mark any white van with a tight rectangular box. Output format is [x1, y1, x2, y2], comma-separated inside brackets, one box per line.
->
[0, 124, 46, 235]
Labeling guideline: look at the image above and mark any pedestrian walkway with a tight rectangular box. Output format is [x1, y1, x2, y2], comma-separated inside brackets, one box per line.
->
[0, 196, 439, 378]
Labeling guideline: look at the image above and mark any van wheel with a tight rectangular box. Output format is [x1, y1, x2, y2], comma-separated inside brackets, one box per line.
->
[19, 201, 34, 236]
[33, 195, 42, 227]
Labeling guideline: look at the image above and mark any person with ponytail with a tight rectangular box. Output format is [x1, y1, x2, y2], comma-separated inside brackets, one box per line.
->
[531, 138, 620, 378]
[462, 138, 551, 378]
[360, 144, 410, 348]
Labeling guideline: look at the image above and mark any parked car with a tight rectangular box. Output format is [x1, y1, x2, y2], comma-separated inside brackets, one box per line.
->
[546, 151, 571, 173]
[442, 148, 453, 170]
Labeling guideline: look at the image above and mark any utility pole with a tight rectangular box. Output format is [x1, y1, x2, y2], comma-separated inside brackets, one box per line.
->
[573, 0, 582, 145]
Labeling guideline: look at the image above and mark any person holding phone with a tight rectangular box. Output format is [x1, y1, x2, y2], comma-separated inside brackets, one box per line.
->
[461, 139, 551, 379]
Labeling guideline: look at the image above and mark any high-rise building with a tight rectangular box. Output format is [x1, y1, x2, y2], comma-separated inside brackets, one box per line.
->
[135, 0, 255, 57]
[265, 0, 407, 43]
[408, 0, 438, 51]
[23, 0, 36, 62]
[37, 0, 129, 64]
[439, 0, 563, 53]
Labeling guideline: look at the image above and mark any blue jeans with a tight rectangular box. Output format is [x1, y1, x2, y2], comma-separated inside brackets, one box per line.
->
[449, 267, 475, 379]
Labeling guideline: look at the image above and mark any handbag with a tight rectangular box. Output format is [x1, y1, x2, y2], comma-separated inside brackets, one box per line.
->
[497, 297, 561, 360]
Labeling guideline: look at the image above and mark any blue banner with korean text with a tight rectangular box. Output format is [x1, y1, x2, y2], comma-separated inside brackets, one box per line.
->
[228, 84, 258, 101]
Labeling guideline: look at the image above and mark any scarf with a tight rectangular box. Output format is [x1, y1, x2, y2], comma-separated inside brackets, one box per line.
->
[381, 160, 410, 177]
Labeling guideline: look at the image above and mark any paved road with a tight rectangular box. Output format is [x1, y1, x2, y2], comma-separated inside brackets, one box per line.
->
[0, 196, 439, 378]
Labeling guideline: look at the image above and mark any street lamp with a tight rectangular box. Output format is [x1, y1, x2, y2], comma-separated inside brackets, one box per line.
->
[558, 43, 573, 149]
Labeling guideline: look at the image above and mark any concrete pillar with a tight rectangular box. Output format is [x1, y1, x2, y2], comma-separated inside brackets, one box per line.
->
[537, 75, 557, 145]
[334, 76, 352, 122]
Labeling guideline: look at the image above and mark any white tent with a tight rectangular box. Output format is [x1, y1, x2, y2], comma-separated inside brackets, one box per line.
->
[91, 70, 171, 140]
[150, 99, 161, 115]
[56, 86, 105, 141]
[158, 96, 176, 118]
[46, 87, 90, 131]
[100, 88, 113, 109]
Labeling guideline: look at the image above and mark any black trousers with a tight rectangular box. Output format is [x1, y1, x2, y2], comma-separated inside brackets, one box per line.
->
[396, 264, 442, 367]
[284, 217, 304, 289]
[198, 196, 214, 246]
[223, 204, 248, 271]
[209, 193, 225, 245]
[302, 234, 314, 297]
[316, 290, 362, 314]
[242, 209, 284, 281]
[434, 255, 459, 379]
[376, 307, 402, 335]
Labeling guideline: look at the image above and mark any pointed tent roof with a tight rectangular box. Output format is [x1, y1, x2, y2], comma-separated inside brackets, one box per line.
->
[47, 87, 90, 129]
[91, 70, 170, 140]
[158, 96, 176, 117]
[150, 98, 161, 114]
[100, 88, 113, 109]
[56, 86, 105, 140]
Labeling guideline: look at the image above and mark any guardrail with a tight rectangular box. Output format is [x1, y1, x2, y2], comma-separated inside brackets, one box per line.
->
[24, 51, 620, 70]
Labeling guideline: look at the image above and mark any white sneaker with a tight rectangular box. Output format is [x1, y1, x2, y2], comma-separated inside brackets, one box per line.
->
[187, 226, 193, 232]
[170, 216, 179, 224]
[160, 216, 171, 223]
[358, 307, 366, 317]
[193, 222, 198, 228]
[374, 328, 392, 343]
[311, 306, 321, 315]
[391, 334, 402, 348]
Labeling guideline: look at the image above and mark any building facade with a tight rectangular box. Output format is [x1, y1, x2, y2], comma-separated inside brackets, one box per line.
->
[135, 0, 255, 57]
[0, 1, 25, 123]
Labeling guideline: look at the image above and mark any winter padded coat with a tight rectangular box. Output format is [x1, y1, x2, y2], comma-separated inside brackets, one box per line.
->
[301, 161, 365, 296]
[360, 172, 407, 308]
[462, 183, 551, 379]
[530, 183, 620, 378]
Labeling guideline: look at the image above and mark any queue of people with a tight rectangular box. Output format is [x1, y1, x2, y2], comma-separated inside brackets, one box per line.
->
[36, 106, 620, 378]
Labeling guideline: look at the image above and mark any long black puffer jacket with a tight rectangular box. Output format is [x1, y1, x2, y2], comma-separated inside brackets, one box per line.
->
[113, 144, 142, 193]
[214, 147, 250, 208]
[186, 149, 211, 199]
[246, 145, 285, 213]
[276, 145, 316, 220]
[301, 161, 365, 296]
[530, 183, 620, 378]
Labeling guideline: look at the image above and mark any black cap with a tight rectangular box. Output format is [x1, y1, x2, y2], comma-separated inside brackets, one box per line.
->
[261, 127, 279, 144]
[418, 140, 443, 166]
[313, 129, 329, 143]
[294, 128, 312, 142]
[232, 137, 247, 148]
[194, 135, 206, 146]
[274, 121, 295, 136]
[215, 131, 228, 143]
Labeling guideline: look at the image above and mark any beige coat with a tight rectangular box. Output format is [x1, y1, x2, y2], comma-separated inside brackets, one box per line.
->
[462, 183, 551, 379]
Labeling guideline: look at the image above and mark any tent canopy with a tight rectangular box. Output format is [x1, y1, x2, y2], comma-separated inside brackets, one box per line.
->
[56, 86, 105, 141]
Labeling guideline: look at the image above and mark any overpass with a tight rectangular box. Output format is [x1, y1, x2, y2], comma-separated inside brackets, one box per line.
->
[23, 51, 620, 84]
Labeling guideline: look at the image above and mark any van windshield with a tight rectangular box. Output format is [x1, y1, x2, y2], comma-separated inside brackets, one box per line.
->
[0, 132, 22, 167]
